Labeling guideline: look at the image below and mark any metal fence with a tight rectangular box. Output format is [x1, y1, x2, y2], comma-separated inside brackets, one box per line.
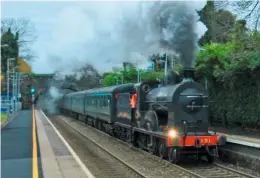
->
[1, 99, 22, 123]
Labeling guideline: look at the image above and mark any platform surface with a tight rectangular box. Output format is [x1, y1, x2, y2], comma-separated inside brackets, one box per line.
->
[1, 108, 93, 178]
[209, 127, 260, 148]
[36, 109, 93, 178]
[1, 110, 43, 178]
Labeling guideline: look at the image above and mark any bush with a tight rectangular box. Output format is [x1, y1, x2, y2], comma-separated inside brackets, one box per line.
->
[195, 38, 260, 128]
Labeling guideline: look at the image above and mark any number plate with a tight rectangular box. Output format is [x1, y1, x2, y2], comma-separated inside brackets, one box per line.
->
[200, 138, 211, 144]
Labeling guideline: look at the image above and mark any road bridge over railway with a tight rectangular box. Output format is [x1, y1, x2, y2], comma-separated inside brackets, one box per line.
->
[20, 73, 54, 109]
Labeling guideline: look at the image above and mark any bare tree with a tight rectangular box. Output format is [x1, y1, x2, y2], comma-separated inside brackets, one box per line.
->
[1, 18, 37, 61]
[75, 64, 102, 90]
[215, 0, 260, 31]
[53, 64, 102, 91]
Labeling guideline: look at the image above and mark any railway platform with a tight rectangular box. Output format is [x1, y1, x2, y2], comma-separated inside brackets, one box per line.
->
[1, 110, 42, 178]
[209, 127, 260, 148]
[1, 108, 94, 178]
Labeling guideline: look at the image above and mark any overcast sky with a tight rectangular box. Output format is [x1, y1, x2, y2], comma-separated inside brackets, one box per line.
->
[1, 0, 241, 75]
[2, 1, 84, 73]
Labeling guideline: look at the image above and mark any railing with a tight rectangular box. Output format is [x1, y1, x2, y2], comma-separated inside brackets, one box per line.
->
[1, 99, 22, 127]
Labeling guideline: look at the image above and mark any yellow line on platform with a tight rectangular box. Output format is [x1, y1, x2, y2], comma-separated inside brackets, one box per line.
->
[32, 107, 39, 178]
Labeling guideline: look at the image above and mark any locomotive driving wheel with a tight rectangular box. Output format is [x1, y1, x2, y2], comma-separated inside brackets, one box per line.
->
[158, 140, 167, 159]
[168, 147, 180, 164]
[147, 137, 157, 155]
[143, 111, 159, 131]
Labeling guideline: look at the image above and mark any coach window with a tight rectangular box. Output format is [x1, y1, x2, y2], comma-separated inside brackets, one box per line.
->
[98, 96, 101, 108]
[103, 96, 104, 108]
[107, 96, 110, 107]
[102, 96, 105, 108]
[103, 96, 106, 108]
[105, 96, 108, 107]
[104, 96, 106, 108]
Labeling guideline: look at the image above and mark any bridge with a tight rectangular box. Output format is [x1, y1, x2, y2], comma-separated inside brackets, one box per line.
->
[20, 73, 54, 109]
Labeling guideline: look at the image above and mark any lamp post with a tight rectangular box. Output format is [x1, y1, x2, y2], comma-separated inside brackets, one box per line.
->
[7, 58, 15, 114]
[114, 76, 118, 85]
[121, 72, 124, 84]
[17, 72, 21, 99]
[99, 79, 103, 85]
[13, 66, 18, 112]
[137, 70, 141, 83]
[11, 67, 18, 113]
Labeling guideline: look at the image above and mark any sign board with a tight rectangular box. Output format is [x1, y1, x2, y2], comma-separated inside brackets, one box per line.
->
[147, 62, 154, 71]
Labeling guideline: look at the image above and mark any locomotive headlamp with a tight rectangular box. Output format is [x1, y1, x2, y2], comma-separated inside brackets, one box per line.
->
[168, 129, 177, 138]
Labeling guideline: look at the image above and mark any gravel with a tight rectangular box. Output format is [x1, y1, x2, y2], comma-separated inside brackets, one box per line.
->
[50, 115, 143, 178]
[52, 115, 200, 178]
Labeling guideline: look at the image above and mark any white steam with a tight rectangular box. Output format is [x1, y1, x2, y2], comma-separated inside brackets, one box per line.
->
[36, 86, 64, 114]
[49, 86, 63, 100]
[46, 1, 207, 78]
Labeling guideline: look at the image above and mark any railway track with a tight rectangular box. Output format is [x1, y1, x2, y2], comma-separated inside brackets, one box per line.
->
[49, 115, 146, 178]
[181, 162, 258, 178]
[48, 113, 258, 178]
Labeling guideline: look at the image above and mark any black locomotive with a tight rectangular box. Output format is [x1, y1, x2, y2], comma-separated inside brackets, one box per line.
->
[58, 68, 226, 163]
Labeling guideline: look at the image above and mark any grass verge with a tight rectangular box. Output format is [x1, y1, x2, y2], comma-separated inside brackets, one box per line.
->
[1, 112, 7, 127]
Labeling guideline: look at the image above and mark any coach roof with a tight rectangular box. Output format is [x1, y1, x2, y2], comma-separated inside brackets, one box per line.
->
[65, 83, 135, 97]
[87, 83, 135, 94]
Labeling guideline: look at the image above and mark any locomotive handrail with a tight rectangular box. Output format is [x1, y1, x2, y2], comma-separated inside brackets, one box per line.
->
[180, 93, 205, 96]
[145, 100, 172, 103]
[185, 95, 208, 98]
[186, 105, 208, 108]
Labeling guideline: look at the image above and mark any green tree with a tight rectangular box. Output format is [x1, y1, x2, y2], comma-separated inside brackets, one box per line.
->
[198, 1, 236, 45]
[195, 28, 260, 128]
[1, 28, 19, 74]
[103, 73, 122, 86]
[103, 67, 165, 87]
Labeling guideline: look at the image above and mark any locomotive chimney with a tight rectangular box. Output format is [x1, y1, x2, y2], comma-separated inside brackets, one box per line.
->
[182, 67, 194, 82]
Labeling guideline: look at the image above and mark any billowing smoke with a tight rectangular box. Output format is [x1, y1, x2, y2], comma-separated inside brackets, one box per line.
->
[46, 1, 207, 78]
[36, 86, 64, 114]
[157, 1, 207, 67]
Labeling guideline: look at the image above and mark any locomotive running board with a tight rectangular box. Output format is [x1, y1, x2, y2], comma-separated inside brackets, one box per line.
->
[134, 127, 166, 139]
[114, 122, 131, 129]
[114, 122, 166, 139]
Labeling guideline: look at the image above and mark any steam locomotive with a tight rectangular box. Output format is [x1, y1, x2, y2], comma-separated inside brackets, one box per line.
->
[58, 68, 226, 163]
